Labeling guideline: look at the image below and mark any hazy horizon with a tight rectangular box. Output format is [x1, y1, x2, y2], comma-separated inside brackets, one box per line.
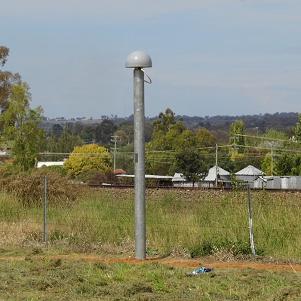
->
[45, 110, 299, 120]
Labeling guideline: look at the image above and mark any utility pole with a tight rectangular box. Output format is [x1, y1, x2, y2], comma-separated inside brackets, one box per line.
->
[271, 147, 274, 176]
[111, 135, 119, 171]
[215, 144, 218, 188]
[126, 50, 152, 260]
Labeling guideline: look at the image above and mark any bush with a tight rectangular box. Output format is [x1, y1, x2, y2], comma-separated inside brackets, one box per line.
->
[189, 239, 263, 258]
[40, 165, 67, 176]
[0, 168, 78, 206]
[76, 169, 116, 186]
[64, 144, 112, 178]
[0, 162, 21, 177]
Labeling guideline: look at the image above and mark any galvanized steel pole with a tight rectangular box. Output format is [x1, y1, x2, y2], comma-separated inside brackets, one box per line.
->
[133, 68, 146, 259]
[43, 176, 48, 244]
[125, 50, 152, 260]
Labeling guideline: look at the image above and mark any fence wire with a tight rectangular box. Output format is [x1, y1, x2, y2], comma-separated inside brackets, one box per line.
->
[1, 180, 301, 259]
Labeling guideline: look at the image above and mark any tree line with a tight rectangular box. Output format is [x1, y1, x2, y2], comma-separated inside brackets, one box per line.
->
[1, 45, 301, 182]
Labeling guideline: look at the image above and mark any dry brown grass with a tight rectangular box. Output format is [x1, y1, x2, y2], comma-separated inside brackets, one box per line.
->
[0, 221, 41, 247]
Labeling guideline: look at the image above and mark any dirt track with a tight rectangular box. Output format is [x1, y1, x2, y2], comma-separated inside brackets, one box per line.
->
[1, 254, 301, 272]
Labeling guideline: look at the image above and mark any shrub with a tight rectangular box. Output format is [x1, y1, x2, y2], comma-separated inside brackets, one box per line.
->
[0, 168, 78, 206]
[0, 162, 21, 177]
[64, 144, 112, 178]
[41, 165, 67, 176]
[80, 170, 116, 186]
[189, 239, 263, 258]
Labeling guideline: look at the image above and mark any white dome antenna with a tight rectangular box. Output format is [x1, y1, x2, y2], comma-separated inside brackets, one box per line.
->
[125, 50, 152, 68]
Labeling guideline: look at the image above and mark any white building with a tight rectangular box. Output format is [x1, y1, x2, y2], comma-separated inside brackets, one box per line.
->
[172, 173, 199, 187]
[37, 161, 65, 168]
[203, 166, 231, 188]
[235, 165, 264, 187]
[254, 176, 301, 190]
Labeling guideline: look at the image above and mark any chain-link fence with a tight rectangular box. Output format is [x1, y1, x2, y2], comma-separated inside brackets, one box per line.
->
[1, 177, 301, 260]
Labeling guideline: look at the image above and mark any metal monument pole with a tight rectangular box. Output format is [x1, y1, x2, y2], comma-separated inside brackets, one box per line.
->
[126, 51, 152, 260]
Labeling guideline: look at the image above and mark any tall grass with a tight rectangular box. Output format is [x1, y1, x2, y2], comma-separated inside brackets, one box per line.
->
[0, 188, 301, 260]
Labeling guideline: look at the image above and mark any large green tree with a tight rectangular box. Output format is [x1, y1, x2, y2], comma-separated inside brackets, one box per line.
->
[0, 83, 45, 170]
[174, 149, 208, 186]
[0, 46, 21, 112]
[95, 119, 117, 145]
[146, 108, 217, 175]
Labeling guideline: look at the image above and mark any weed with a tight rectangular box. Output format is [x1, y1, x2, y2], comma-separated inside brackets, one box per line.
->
[51, 259, 62, 267]
[126, 283, 153, 296]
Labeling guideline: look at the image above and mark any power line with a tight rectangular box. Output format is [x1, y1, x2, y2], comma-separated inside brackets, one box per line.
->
[234, 134, 300, 145]
[236, 144, 301, 154]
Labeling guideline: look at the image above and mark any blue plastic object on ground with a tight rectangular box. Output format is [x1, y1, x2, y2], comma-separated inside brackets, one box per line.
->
[187, 267, 213, 276]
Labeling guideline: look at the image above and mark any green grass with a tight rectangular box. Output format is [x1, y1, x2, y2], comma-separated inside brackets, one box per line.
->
[1, 189, 301, 260]
[0, 256, 300, 300]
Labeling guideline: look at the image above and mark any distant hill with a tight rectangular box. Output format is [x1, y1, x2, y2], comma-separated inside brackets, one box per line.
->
[177, 112, 298, 133]
[42, 112, 299, 139]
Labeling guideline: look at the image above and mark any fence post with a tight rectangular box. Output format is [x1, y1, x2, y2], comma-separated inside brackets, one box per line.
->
[43, 176, 48, 244]
[247, 186, 256, 256]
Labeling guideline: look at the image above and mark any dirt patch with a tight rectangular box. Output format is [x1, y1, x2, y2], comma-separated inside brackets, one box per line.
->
[1, 254, 301, 273]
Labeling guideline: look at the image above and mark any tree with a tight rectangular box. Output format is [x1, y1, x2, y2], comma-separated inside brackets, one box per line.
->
[0, 83, 45, 170]
[174, 149, 207, 186]
[146, 109, 185, 175]
[153, 108, 176, 133]
[148, 109, 185, 151]
[95, 119, 117, 145]
[44, 129, 83, 161]
[195, 128, 216, 147]
[228, 119, 246, 163]
[293, 114, 301, 142]
[229, 119, 246, 147]
[81, 125, 95, 144]
[118, 122, 134, 145]
[261, 153, 274, 176]
[261, 129, 288, 149]
[51, 124, 63, 138]
[64, 144, 111, 177]
[0, 46, 21, 112]
[274, 153, 295, 176]
[146, 108, 218, 175]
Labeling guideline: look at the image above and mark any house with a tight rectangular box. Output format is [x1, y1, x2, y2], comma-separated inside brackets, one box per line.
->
[203, 166, 231, 188]
[172, 173, 186, 187]
[235, 165, 264, 187]
[172, 173, 199, 187]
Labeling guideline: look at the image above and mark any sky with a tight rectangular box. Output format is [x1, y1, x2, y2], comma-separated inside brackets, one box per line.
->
[1, 0, 301, 118]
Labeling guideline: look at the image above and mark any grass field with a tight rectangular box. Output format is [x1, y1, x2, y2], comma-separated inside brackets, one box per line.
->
[0, 188, 301, 260]
[0, 252, 301, 301]
[1, 188, 301, 300]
